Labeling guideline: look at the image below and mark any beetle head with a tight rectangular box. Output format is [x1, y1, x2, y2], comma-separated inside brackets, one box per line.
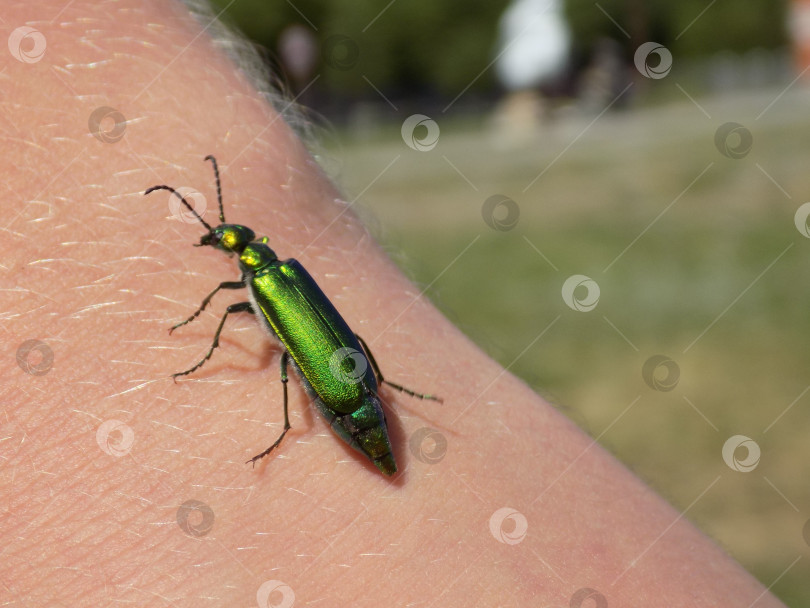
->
[199, 224, 256, 255]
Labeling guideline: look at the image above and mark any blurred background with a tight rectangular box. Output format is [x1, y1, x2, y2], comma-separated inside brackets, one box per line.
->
[210, 0, 810, 603]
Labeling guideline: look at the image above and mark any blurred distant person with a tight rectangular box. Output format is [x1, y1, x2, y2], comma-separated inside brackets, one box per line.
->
[492, 0, 571, 145]
[278, 24, 318, 95]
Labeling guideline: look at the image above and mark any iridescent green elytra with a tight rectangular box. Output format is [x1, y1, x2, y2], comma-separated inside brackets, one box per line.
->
[145, 156, 440, 475]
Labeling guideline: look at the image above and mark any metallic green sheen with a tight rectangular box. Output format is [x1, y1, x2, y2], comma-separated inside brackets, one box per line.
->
[249, 256, 376, 413]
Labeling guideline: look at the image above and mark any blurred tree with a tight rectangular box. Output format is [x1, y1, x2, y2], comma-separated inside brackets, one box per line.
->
[209, 0, 508, 99]
[564, 0, 787, 59]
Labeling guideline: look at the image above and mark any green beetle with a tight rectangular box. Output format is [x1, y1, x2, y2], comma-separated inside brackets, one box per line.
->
[146, 156, 440, 475]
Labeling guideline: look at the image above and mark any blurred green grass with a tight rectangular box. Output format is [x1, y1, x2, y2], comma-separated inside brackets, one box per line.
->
[330, 86, 810, 605]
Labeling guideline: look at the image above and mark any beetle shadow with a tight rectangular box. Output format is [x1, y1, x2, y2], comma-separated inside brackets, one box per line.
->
[382, 386, 456, 478]
[167, 328, 267, 377]
[375, 388, 453, 484]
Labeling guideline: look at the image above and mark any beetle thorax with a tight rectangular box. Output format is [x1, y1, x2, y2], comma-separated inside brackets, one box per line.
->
[240, 241, 278, 272]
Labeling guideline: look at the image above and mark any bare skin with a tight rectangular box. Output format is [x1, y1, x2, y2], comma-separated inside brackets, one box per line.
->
[1, 2, 786, 606]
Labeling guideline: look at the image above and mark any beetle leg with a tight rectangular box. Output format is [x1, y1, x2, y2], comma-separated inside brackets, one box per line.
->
[169, 280, 246, 334]
[171, 301, 253, 380]
[246, 350, 292, 467]
[354, 334, 442, 403]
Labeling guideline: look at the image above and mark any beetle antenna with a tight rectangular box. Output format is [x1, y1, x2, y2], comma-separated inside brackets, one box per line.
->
[204, 155, 225, 223]
[144, 185, 213, 232]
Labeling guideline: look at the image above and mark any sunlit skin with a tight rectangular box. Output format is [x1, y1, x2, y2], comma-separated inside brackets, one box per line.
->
[1, 1, 788, 606]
